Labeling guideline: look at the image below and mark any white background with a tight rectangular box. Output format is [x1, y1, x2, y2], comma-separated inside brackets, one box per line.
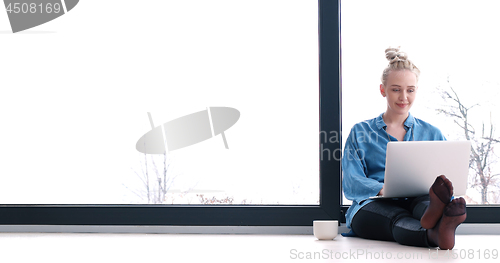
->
[4, 0, 498, 205]
[0, 1, 319, 204]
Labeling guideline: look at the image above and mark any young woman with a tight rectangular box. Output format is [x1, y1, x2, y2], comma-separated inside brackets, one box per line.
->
[342, 47, 467, 249]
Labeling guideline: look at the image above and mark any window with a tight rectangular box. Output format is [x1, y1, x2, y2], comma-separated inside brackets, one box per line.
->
[341, 0, 500, 223]
[4, 0, 495, 228]
[0, 1, 340, 226]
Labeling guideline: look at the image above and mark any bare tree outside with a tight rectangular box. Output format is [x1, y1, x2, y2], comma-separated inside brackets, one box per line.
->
[125, 153, 236, 204]
[125, 153, 178, 204]
[436, 78, 500, 204]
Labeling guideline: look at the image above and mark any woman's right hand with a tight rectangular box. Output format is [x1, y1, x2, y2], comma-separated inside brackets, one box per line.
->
[378, 186, 384, 196]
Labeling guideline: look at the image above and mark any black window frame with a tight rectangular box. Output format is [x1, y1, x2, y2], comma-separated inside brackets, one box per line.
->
[0, 0, 341, 227]
[1, 0, 497, 227]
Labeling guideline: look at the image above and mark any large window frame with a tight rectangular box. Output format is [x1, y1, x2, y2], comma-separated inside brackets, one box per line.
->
[1, 0, 497, 228]
[0, 0, 341, 227]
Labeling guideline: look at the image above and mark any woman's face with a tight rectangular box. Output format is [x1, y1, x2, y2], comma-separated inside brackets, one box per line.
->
[380, 69, 418, 117]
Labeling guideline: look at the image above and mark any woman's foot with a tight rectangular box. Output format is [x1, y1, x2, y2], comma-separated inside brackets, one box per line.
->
[427, 197, 467, 250]
[421, 175, 453, 229]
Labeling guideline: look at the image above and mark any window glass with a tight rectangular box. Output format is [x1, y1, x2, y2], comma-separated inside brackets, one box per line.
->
[342, 0, 500, 205]
[0, 0, 319, 205]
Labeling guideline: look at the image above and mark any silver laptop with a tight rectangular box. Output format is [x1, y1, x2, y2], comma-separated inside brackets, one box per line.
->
[372, 140, 471, 199]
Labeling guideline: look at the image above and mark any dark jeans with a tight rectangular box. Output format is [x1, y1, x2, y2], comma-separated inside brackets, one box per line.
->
[351, 195, 433, 247]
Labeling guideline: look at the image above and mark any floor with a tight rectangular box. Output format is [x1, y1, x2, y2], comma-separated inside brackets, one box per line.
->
[0, 232, 497, 262]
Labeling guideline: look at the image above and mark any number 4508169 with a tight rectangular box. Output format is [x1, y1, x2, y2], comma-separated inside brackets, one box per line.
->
[444, 249, 498, 260]
[6, 3, 62, 14]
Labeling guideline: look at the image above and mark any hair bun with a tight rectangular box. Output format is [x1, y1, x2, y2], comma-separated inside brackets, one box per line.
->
[385, 47, 408, 64]
[381, 46, 420, 85]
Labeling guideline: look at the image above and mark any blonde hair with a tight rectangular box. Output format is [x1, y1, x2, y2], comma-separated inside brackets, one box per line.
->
[381, 47, 420, 85]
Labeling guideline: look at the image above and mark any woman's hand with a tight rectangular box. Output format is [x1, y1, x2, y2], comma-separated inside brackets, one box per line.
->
[378, 186, 384, 196]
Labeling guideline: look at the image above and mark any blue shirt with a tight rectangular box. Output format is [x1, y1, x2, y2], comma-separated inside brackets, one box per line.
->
[342, 113, 446, 231]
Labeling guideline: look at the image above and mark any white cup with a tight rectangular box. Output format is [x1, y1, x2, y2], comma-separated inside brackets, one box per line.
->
[313, 220, 338, 240]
